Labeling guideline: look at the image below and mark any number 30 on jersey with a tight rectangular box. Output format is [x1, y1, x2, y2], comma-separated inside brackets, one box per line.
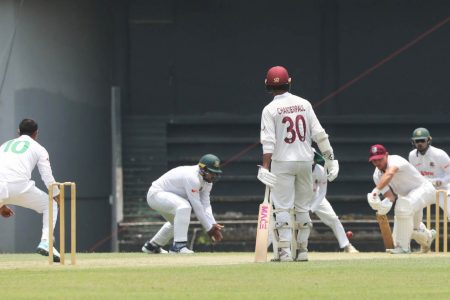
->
[282, 115, 306, 143]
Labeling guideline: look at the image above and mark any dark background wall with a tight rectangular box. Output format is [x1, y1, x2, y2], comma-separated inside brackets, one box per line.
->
[0, 0, 448, 253]
[127, 0, 449, 116]
[0, 0, 121, 252]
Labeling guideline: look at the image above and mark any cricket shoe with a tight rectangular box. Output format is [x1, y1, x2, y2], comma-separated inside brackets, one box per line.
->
[278, 248, 293, 262]
[420, 229, 436, 254]
[169, 243, 194, 254]
[36, 240, 61, 262]
[295, 250, 308, 262]
[343, 244, 359, 253]
[389, 247, 411, 254]
[142, 241, 168, 254]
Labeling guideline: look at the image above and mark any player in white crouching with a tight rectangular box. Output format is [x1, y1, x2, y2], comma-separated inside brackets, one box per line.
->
[408, 127, 450, 222]
[142, 154, 224, 254]
[0, 119, 61, 262]
[257, 66, 339, 262]
[367, 144, 435, 254]
[310, 151, 358, 253]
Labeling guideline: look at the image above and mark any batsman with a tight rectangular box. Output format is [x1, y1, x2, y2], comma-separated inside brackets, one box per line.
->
[257, 66, 339, 262]
[367, 144, 436, 253]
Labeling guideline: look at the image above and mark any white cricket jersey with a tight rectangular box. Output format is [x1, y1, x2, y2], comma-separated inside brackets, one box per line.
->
[0, 135, 57, 191]
[310, 164, 328, 212]
[373, 155, 428, 196]
[260, 92, 325, 161]
[150, 165, 216, 230]
[408, 146, 450, 191]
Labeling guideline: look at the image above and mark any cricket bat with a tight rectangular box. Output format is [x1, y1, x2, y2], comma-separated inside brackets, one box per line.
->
[376, 214, 394, 250]
[254, 186, 271, 262]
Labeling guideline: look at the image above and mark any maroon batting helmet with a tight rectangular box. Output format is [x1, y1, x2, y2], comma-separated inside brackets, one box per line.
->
[265, 66, 291, 92]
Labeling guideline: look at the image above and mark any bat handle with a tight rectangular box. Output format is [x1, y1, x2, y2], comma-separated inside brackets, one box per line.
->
[263, 186, 270, 203]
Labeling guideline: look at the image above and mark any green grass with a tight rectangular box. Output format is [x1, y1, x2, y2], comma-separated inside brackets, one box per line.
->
[1, 252, 449, 299]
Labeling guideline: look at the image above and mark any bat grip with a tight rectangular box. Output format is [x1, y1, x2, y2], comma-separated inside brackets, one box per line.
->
[264, 186, 270, 204]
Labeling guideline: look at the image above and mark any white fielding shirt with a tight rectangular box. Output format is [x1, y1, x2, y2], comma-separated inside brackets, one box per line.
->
[373, 155, 428, 196]
[260, 92, 325, 161]
[150, 165, 216, 231]
[408, 146, 450, 191]
[0, 135, 58, 193]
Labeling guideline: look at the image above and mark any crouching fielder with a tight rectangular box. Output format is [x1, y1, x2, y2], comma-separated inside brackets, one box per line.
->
[367, 144, 436, 254]
[142, 154, 224, 254]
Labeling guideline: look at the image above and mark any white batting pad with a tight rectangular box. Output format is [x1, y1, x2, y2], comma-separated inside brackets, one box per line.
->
[394, 197, 413, 216]
[393, 215, 413, 250]
[274, 210, 292, 242]
[296, 212, 312, 251]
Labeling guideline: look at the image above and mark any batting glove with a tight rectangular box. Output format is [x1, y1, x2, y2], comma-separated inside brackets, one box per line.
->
[371, 188, 381, 195]
[377, 199, 393, 215]
[367, 193, 381, 211]
[324, 158, 339, 182]
[257, 166, 277, 188]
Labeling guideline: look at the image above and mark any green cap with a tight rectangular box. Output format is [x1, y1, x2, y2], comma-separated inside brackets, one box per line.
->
[198, 154, 222, 173]
[411, 127, 430, 140]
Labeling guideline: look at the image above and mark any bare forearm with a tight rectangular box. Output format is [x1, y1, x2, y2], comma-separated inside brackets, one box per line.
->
[262, 153, 272, 169]
[376, 167, 397, 190]
[376, 174, 393, 190]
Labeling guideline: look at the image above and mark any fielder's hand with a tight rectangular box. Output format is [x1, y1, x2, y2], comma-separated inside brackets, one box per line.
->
[0, 205, 15, 218]
[207, 224, 224, 242]
[53, 194, 61, 207]
[377, 199, 393, 215]
[324, 159, 339, 182]
[257, 166, 277, 188]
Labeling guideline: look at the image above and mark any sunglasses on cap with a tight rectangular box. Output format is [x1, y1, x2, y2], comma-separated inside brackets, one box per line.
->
[414, 139, 427, 144]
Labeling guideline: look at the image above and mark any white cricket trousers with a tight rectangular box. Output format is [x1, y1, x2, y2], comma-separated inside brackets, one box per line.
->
[312, 198, 350, 248]
[271, 161, 314, 246]
[0, 180, 58, 242]
[147, 188, 191, 244]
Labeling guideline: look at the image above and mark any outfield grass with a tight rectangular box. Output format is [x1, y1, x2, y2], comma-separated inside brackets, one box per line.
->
[1, 252, 449, 299]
